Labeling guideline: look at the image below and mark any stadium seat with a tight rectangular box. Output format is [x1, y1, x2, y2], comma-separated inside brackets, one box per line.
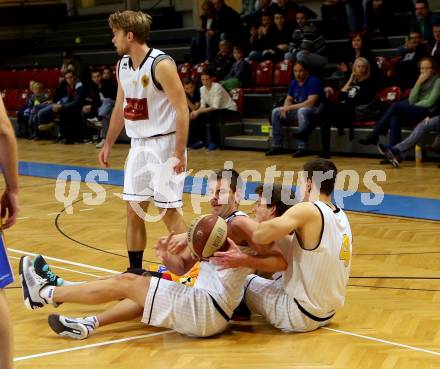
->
[177, 63, 191, 80]
[254, 60, 273, 93]
[230, 88, 244, 116]
[375, 56, 390, 78]
[45, 68, 61, 88]
[377, 86, 401, 102]
[0, 70, 17, 89]
[273, 59, 293, 92]
[244, 60, 258, 92]
[191, 62, 207, 82]
[17, 69, 38, 88]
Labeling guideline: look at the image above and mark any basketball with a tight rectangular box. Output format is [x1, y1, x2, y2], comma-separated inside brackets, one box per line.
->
[187, 214, 228, 259]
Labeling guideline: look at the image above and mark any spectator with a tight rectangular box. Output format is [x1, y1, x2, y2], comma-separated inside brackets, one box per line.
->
[360, 57, 440, 147]
[364, 0, 392, 38]
[102, 67, 113, 82]
[275, 1, 317, 24]
[271, 10, 293, 61]
[16, 80, 36, 137]
[411, 0, 438, 46]
[191, 0, 218, 63]
[189, 68, 238, 151]
[209, 40, 235, 80]
[393, 30, 430, 90]
[431, 22, 440, 66]
[248, 0, 280, 26]
[321, 0, 349, 39]
[377, 115, 440, 167]
[266, 61, 323, 157]
[284, 10, 327, 69]
[221, 46, 251, 90]
[212, 0, 245, 47]
[26, 82, 51, 139]
[182, 78, 201, 147]
[248, 13, 277, 62]
[60, 50, 81, 81]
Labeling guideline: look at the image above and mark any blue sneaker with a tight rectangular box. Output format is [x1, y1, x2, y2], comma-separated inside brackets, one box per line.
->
[189, 141, 205, 150]
[33, 255, 64, 286]
[207, 143, 218, 151]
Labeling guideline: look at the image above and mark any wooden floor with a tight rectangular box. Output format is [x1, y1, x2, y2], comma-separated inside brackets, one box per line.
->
[3, 139, 440, 369]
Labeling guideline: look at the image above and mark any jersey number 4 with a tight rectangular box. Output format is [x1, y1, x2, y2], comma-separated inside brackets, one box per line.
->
[339, 234, 351, 267]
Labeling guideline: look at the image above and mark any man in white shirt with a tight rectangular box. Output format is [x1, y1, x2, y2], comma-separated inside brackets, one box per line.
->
[190, 68, 238, 151]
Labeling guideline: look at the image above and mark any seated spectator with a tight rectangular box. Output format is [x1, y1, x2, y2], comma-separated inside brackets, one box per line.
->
[321, 0, 349, 39]
[248, 13, 276, 62]
[266, 61, 323, 157]
[189, 68, 238, 151]
[27, 82, 51, 139]
[321, 57, 377, 157]
[393, 30, 430, 89]
[191, 0, 218, 64]
[270, 10, 293, 61]
[247, 0, 280, 27]
[411, 0, 438, 46]
[182, 78, 201, 147]
[102, 67, 114, 82]
[364, 0, 392, 38]
[60, 50, 81, 83]
[209, 40, 235, 80]
[360, 57, 440, 147]
[377, 115, 440, 167]
[87, 69, 117, 148]
[221, 46, 251, 91]
[276, 1, 316, 24]
[212, 0, 245, 47]
[284, 10, 327, 69]
[16, 80, 36, 138]
[431, 22, 440, 66]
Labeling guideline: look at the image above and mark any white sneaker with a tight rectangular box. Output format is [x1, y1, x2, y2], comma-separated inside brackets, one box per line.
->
[48, 314, 95, 340]
[87, 117, 103, 128]
[95, 139, 105, 148]
[19, 256, 50, 310]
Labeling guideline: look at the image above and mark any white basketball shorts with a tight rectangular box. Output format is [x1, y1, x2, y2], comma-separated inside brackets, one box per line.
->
[123, 134, 186, 208]
[142, 277, 229, 337]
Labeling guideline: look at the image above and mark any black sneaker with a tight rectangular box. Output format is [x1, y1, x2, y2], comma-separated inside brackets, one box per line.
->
[33, 255, 64, 286]
[385, 148, 401, 168]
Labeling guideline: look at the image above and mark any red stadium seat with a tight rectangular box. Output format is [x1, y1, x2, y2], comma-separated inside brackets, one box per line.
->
[17, 69, 38, 88]
[273, 59, 293, 92]
[0, 70, 17, 89]
[230, 88, 244, 115]
[45, 68, 62, 88]
[254, 60, 273, 93]
[377, 86, 401, 102]
[177, 63, 191, 80]
[191, 62, 207, 82]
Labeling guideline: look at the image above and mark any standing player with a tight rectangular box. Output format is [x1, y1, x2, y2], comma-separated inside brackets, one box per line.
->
[99, 10, 189, 269]
[213, 159, 352, 332]
[0, 95, 20, 369]
[19, 170, 287, 339]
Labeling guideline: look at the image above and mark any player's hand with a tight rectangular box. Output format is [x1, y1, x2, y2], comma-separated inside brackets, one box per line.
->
[0, 189, 19, 229]
[173, 152, 186, 174]
[210, 238, 247, 270]
[168, 233, 188, 255]
[154, 232, 174, 260]
[98, 144, 111, 168]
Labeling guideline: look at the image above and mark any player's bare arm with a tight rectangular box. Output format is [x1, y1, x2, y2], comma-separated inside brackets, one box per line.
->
[155, 58, 189, 174]
[99, 61, 125, 168]
[252, 202, 319, 245]
[0, 97, 19, 229]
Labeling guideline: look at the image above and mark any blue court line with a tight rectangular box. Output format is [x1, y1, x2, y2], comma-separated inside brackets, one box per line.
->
[18, 161, 440, 221]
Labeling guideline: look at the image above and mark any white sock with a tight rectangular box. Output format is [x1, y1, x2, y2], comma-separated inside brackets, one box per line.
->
[84, 316, 99, 328]
[40, 286, 55, 304]
[62, 280, 83, 286]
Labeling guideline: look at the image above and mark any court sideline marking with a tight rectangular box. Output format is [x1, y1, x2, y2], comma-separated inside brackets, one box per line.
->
[8, 248, 440, 360]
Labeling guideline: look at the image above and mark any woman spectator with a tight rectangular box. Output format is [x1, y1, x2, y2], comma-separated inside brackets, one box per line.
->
[221, 46, 251, 90]
[360, 57, 440, 147]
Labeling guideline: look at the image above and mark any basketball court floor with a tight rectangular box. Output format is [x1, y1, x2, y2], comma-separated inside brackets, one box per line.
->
[3, 139, 440, 368]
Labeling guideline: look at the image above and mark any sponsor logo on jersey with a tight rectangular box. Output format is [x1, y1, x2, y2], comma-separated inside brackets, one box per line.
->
[124, 98, 149, 121]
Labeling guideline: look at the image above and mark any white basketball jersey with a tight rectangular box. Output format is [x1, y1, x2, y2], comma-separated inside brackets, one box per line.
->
[282, 201, 352, 316]
[118, 49, 176, 138]
[194, 211, 252, 316]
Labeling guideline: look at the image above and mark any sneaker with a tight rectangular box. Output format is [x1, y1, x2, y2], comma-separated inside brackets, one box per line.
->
[95, 138, 105, 149]
[86, 117, 103, 128]
[207, 143, 218, 151]
[376, 143, 389, 156]
[33, 255, 64, 286]
[19, 256, 50, 310]
[189, 141, 204, 150]
[38, 122, 55, 131]
[48, 314, 95, 340]
[384, 148, 401, 168]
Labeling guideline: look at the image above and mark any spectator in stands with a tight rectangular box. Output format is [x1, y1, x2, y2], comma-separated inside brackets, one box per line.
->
[360, 57, 440, 147]
[16, 80, 36, 138]
[191, 0, 218, 64]
[209, 40, 235, 80]
[284, 10, 327, 69]
[189, 68, 238, 151]
[102, 67, 113, 81]
[87, 69, 117, 148]
[247, 0, 279, 26]
[212, 0, 245, 47]
[60, 50, 81, 81]
[276, 0, 316, 23]
[182, 78, 201, 147]
[393, 30, 430, 90]
[248, 13, 277, 62]
[321, 0, 349, 38]
[364, 0, 392, 37]
[266, 61, 323, 157]
[377, 115, 440, 167]
[431, 23, 440, 65]
[321, 57, 377, 157]
[79, 67, 100, 143]
[411, 0, 438, 46]
[221, 46, 251, 90]
[27, 83, 51, 139]
[270, 10, 293, 61]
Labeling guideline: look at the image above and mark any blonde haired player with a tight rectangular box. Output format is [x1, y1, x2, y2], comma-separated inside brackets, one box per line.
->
[0, 95, 19, 369]
[213, 159, 352, 332]
[99, 10, 189, 269]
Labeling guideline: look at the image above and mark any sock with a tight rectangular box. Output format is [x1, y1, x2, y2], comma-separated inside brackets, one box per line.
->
[62, 280, 83, 286]
[128, 251, 144, 269]
[84, 316, 99, 329]
[40, 285, 55, 304]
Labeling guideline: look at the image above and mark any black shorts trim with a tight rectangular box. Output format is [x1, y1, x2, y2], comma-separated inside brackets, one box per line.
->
[209, 294, 231, 322]
[147, 277, 161, 325]
[294, 298, 335, 322]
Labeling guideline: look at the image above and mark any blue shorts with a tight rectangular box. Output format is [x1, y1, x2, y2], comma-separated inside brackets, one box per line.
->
[0, 231, 13, 289]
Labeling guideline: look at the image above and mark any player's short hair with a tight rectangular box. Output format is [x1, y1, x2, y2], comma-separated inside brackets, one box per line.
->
[255, 183, 292, 216]
[108, 10, 152, 44]
[212, 169, 242, 193]
[303, 159, 338, 196]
